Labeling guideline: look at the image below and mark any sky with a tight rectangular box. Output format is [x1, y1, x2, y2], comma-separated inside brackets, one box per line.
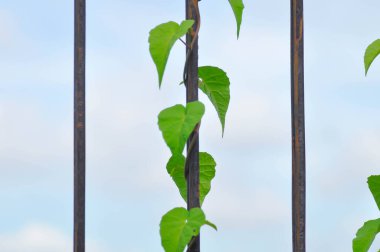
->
[1, 0, 380, 251]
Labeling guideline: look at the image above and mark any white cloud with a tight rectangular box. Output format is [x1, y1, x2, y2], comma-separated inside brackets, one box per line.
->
[0, 224, 107, 252]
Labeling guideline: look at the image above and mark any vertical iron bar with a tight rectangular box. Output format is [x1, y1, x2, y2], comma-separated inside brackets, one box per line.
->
[291, 0, 306, 251]
[186, 0, 200, 251]
[74, 0, 86, 251]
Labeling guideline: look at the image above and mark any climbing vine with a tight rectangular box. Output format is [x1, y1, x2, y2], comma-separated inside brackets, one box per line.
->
[148, 1, 244, 251]
[352, 39, 380, 252]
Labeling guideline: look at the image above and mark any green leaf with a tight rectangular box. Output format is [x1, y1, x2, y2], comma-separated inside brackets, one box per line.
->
[364, 39, 380, 75]
[166, 152, 216, 206]
[199, 152, 217, 205]
[158, 101, 205, 155]
[159, 207, 205, 252]
[353, 219, 380, 252]
[228, 0, 244, 38]
[368, 176, 380, 211]
[198, 66, 230, 135]
[149, 20, 194, 87]
[166, 154, 187, 201]
[205, 220, 218, 231]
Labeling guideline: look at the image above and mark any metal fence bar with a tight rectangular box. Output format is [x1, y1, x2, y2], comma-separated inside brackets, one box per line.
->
[291, 0, 306, 251]
[186, 0, 200, 251]
[74, 0, 86, 251]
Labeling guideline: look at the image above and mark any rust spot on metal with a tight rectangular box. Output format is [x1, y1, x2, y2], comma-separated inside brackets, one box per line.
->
[76, 122, 84, 129]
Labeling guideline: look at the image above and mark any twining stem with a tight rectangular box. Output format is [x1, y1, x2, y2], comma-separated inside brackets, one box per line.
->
[180, 38, 191, 49]
[185, 123, 201, 178]
[186, 237, 196, 252]
[183, 0, 201, 87]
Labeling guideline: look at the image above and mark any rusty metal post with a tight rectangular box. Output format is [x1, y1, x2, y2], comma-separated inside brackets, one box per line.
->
[74, 0, 86, 251]
[186, 0, 200, 251]
[291, 0, 306, 251]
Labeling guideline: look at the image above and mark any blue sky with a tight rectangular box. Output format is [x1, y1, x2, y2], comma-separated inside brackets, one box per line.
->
[1, 0, 380, 251]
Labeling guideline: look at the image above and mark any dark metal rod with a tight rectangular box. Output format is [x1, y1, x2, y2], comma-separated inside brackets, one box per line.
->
[186, 0, 200, 251]
[74, 0, 86, 251]
[291, 0, 306, 251]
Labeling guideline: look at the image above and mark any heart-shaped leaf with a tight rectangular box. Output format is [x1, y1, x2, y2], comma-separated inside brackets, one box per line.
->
[160, 207, 215, 252]
[228, 0, 244, 38]
[198, 152, 217, 205]
[149, 20, 194, 87]
[368, 176, 380, 211]
[166, 154, 187, 200]
[364, 39, 380, 75]
[166, 152, 216, 205]
[353, 218, 380, 252]
[158, 101, 205, 155]
[198, 66, 230, 135]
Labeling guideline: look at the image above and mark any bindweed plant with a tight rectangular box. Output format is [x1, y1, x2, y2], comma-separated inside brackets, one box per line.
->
[352, 39, 380, 252]
[148, 1, 244, 251]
